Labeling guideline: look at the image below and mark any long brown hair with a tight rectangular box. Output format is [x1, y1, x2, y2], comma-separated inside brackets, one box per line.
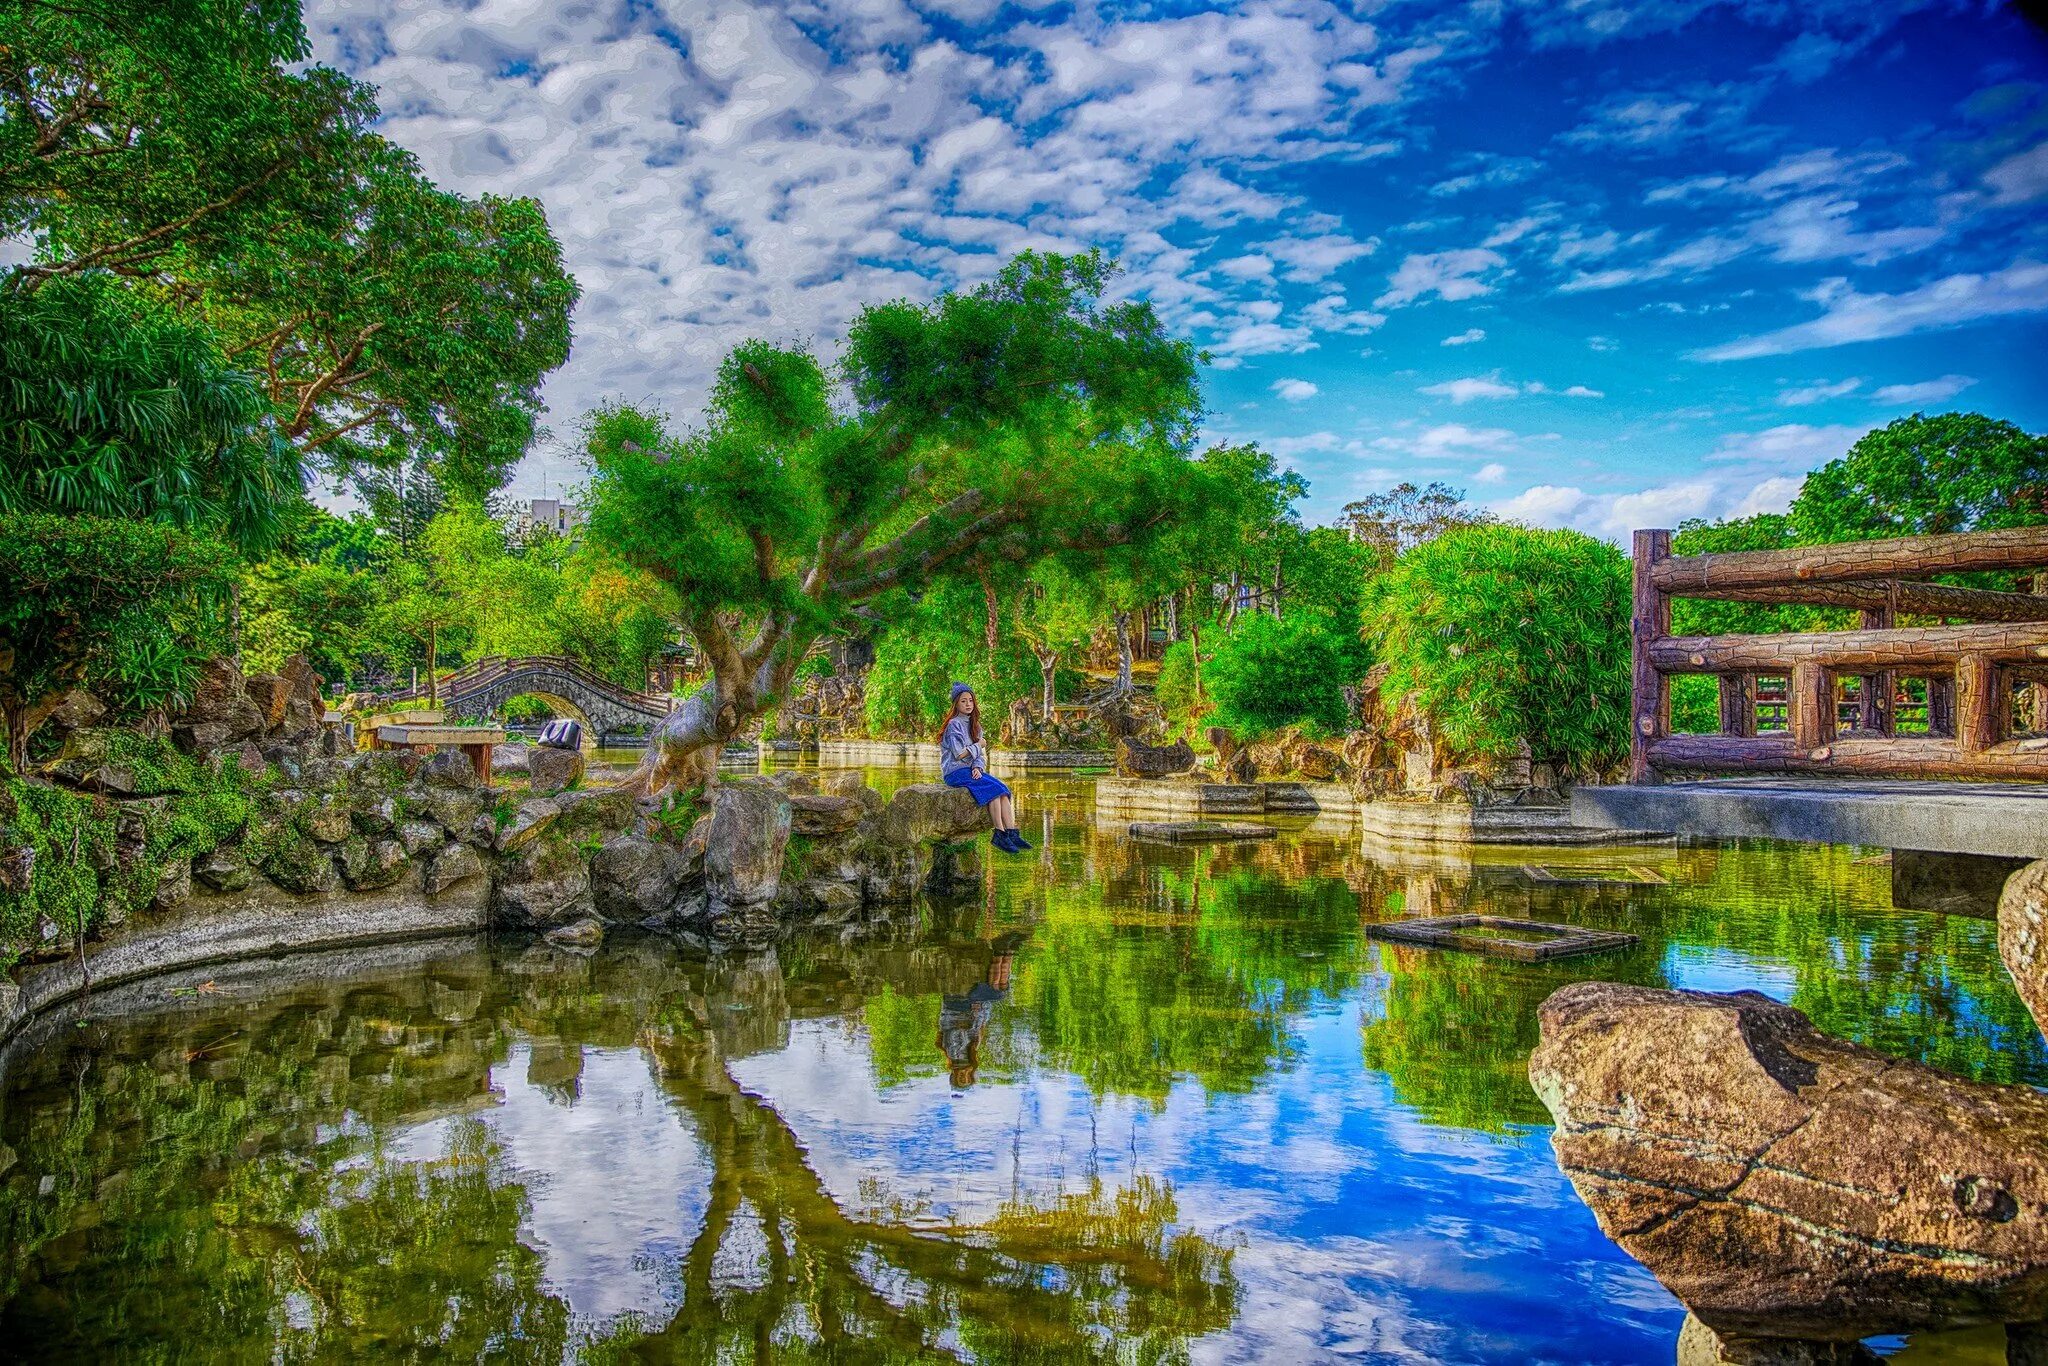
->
[937, 691, 983, 746]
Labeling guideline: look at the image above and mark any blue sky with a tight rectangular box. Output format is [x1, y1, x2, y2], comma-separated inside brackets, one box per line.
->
[308, 0, 2048, 535]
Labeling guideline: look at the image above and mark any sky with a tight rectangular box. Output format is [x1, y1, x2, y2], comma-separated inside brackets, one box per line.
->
[305, 0, 2048, 536]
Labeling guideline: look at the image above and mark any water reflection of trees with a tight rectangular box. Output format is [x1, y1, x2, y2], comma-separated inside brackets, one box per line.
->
[1353, 840, 2048, 1135]
[0, 928, 1236, 1361]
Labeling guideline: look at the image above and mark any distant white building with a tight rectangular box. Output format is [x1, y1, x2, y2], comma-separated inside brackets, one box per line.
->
[515, 497, 586, 539]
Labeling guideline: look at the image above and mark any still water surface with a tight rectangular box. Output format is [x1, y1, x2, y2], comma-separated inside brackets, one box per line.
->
[1, 772, 2041, 1362]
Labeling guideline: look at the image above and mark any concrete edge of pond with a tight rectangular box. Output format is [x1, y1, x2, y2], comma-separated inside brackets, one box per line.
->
[0, 874, 491, 1051]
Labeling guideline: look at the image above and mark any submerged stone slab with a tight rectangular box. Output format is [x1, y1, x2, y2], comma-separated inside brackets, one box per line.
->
[1127, 820, 1279, 844]
[1362, 798, 1655, 847]
[1368, 914, 1639, 962]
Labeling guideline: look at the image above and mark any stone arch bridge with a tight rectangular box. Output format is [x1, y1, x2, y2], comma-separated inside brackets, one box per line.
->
[377, 656, 674, 743]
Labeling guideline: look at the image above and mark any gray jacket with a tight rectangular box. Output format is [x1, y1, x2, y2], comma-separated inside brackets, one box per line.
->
[939, 715, 987, 779]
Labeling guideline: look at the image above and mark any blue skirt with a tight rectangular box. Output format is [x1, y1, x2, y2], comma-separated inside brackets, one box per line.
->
[944, 768, 1011, 805]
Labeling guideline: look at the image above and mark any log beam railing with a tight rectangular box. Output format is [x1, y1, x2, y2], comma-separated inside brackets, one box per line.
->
[1630, 526, 2048, 784]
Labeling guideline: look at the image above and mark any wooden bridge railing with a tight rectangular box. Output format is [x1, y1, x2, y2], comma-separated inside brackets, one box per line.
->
[1630, 525, 2048, 783]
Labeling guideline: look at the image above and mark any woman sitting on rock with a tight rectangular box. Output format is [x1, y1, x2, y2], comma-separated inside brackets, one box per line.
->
[939, 683, 1029, 853]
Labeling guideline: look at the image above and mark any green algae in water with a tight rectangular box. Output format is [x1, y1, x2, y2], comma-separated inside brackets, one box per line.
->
[0, 772, 2040, 1362]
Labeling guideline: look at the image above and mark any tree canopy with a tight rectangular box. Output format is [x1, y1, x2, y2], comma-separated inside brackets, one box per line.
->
[1790, 413, 2048, 542]
[0, 0, 577, 496]
[584, 251, 1206, 783]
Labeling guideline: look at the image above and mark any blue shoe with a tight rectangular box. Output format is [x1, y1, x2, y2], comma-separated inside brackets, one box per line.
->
[1008, 830, 1033, 851]
[991, 828, 1015, 852]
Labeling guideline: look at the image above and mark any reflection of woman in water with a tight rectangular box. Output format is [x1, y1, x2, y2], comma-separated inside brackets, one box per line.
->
[937, 932, 1024, 1089]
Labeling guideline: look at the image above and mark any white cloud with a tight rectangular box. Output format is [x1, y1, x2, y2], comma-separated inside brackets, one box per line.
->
[1375, 248, 1507, 308]
[1373, 422, 1520, 456]
[1270, 378, 1319, 402]
[1695, 259, 2048, 359]
[1474, 461, 1508, 483]
[1562, 384, 1605, 398]
[1420, 376, 1517, 402]
[1488, 473, 1799, 542]
[1441, 328, 1485, 346]
[1707, 422, 1864, 467]
[1871, 374, 1978, 406]
[1985, 142, 2048, 204]
[1216, 253, 1276, 281]
[1777, 377, 1862, 406]
[1257, 231, 1377, 282]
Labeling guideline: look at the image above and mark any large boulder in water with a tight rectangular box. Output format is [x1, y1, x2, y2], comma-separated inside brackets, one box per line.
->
[2000, 858, 2048, 1045]
[877, 784, 985, 845]
[592, 832, 701, 922]
[706, 778, 791, 907]
[1529, 981, 2048, 1342]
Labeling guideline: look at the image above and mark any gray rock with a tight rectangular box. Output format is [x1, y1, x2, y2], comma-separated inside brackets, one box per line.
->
[421, 748, 480, 790]
[262, 832, 340, 895]
[422, 787, 489, 836]
[526, 746, 584, 797]
[495, 799, 560, 852]
[592, 834, 701, 921]
[352, 795, 400, 835]
[337, 836, 408, 891]
[151, 857, 192, 912]
[706, 779, 792, 907]
[301, 796, 353, 844]
[878, 784, 987, 846]
[179, 657, 246, 724]
[193, 847, 251, 893]
[790, 793, 865, 836]
[493, 829, 593, 927]
[1116, 736, 1197, 779]
[544, 916, 606, 951]
[423, 844, 484, 896]
[491, 744, 531, 774]
[172, 721, 233, 755]
[47, 689, 107, 732]
[398, 820, 444, 856]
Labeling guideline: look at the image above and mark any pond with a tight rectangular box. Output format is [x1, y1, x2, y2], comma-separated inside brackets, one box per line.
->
[1, 771, 2040, 1362]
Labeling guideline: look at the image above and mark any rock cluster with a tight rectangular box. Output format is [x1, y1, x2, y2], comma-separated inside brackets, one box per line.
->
[1529, 980, 2048, 1345]
[769, 670, 867, 746]
[2001, 858, 2048, 1047]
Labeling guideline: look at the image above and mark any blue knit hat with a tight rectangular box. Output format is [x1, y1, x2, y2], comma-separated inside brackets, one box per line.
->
[950, 682, 972, 702]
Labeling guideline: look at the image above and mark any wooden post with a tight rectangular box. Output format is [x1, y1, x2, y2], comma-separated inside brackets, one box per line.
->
[1957, 653, 2002, 753]
[1630, 530, 1673, 783]
[1858, 606, 1894, 735]
[1789, 661, 1833, 752]
[1927, 675, 1956, 737]
[1717, 673, 1756, 737]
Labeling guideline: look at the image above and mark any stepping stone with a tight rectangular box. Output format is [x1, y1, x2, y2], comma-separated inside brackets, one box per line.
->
[1368, 915, 1639, 962]
[1127, 820, 1279, 844]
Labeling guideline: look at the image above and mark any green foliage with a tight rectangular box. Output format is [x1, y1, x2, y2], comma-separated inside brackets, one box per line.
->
[1281, 524, 1375, 623]
[1155, 639, 1203, 730]
[1368, 524, 1630, 772]
[0, 515, 235, 766]
[863, 581, 1039, 739]
[1790, 413, 2048, 542]
[0, 735, 264, 966]
[1205, 612, 1360, 738]
[584, 251, 1204, 754]
[1669, 513, 1850, 636]
[1340, 480, 1493, 569]
[0, 276, 303, 552]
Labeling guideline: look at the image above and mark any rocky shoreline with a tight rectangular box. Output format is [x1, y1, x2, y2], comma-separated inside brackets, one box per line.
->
[1, 658, 998, 1045]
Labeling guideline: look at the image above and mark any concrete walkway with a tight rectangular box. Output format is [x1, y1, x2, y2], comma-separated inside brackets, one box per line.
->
[1572, 777, 2048, 858]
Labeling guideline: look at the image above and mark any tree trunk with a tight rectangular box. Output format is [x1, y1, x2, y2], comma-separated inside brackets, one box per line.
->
[1271, 556, 1285, 619]
[425, 626, 440, 708]
[1165, 591, 1179, 643]
[1113, 612, 1133, 693]
[982, 576, 999, 665]
[1225, 572, 1240, 622]
[1188, 622, 1204, 710]
[1037, 649, 1057, 721]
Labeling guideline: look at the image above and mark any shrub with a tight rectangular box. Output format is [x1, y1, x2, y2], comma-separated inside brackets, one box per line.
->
[1367, 524, 1629, 772]
[861, 580, 1038, 739]
[0, 514, 235, 769]
[1155, 639, 1203, 731]
[1204, 611, 1359, 738]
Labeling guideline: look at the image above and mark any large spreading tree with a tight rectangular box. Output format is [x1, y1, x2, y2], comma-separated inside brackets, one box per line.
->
[0, 0, 576, 498]
[584, 251, 1205, 791]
